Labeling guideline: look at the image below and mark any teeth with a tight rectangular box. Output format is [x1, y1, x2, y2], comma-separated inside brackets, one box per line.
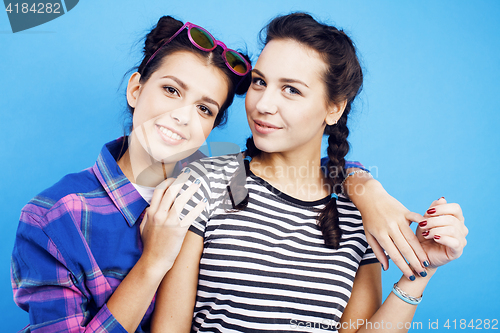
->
[159, 126, 182, 141]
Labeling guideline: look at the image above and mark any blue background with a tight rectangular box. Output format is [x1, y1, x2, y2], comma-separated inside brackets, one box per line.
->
[1, 0, 499, 331]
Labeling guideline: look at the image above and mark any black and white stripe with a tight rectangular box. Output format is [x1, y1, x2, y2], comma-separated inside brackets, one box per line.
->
[183, 154, 377, 332]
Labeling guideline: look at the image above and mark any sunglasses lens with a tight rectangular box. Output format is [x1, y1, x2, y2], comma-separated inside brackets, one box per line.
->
[225, 51, 248, 74]
[190, 27, 215, 50]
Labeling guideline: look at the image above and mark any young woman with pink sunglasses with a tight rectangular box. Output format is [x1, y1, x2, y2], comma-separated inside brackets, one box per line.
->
[11, 16, 252, 332]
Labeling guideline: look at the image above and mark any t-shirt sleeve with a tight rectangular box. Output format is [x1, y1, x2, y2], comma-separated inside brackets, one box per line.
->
[181, 155, 245, 238]
[179, 161, 212, 237]
[320, 157, 370, 173]
[360, 245, 380, 266]
[345, 160, 370, 173]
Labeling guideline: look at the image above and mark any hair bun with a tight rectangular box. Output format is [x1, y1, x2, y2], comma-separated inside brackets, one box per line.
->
[144, 16, 184, 58]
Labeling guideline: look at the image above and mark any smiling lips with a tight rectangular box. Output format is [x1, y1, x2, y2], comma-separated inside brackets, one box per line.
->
[156, 124, 186, 145]
[253, 119, 282, 134]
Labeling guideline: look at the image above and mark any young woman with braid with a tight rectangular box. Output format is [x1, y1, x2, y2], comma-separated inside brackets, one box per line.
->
[151, 13, 467, 332]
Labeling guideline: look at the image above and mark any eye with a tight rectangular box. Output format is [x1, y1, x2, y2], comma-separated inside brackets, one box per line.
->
[198, 104, 214, 117]
[252, 77, 266, 87]
[163, 86, 180, 96]
[284, 85, 301, 96]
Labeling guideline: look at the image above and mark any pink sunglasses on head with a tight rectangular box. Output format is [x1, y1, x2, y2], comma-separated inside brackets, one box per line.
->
[145, 22, 251, 76]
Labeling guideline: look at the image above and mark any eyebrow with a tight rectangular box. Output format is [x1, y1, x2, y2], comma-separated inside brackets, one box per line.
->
[252, 69, 309, 88]
[161, 75, 187, 90]
[161, 75, 220, 109]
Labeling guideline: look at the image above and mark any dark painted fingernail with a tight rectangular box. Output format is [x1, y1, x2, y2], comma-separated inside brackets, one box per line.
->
[409, 275, 416, 281]
[419, 221, 427, 227]
[184, 168, 191, 173]
[434, 235, 441, 240]
[427, 208, 436, 214]
[420, 271, 427, 277]
[439, 196, 445, 200]
[194, 179, 201, 185]
[422, 230, 429, 237]
[423, 260, 430, 267]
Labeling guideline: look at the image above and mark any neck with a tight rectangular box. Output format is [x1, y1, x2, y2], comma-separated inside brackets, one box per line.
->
[251, 149, 329, 201]
[117, 137, 176, 187]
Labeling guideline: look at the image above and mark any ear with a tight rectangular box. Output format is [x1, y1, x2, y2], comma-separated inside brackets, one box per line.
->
[325, 99, 347, 125]
[126, 72, 142, 109]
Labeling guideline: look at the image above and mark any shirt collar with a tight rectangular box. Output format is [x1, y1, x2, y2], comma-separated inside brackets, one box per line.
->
[92, 137, 148, 227]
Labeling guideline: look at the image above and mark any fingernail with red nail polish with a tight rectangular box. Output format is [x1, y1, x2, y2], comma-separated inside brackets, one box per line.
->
[422, 230, 429, 237]
[419, 221, 427, 227]
[434, 235, 441, 240]
[427, 208, 436, 214]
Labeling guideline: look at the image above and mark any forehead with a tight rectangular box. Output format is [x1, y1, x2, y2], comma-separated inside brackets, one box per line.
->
[256, 39, 327, 84]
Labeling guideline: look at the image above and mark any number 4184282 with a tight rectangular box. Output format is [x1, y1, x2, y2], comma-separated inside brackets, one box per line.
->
[5, 3, 61, 14]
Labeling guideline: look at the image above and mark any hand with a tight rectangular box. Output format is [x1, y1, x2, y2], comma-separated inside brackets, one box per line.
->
[416, 197, 468, 268]
[140, 168, 207, 276]
[357, 180, 430, 280]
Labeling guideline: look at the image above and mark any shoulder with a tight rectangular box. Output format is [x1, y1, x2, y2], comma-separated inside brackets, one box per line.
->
[22, 167, 101, 221]
[187, 153, 242, 182]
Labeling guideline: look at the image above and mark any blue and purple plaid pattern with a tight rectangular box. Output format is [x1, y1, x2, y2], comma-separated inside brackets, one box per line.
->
[11, 137, 150, 332]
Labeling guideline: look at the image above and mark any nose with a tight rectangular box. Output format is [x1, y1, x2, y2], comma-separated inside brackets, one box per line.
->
[255, 89, 278, 115]
[169, 104, 193, 125]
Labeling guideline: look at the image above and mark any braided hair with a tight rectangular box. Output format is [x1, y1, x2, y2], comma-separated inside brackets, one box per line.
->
[231, 13, 363, 249]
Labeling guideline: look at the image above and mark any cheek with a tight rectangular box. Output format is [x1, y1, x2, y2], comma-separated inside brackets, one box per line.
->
[197, 117, 216, 140]
[245, 89, 258, 115]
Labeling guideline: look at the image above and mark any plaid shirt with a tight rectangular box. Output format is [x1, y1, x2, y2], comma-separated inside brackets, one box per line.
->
[11, 137, 150, 332]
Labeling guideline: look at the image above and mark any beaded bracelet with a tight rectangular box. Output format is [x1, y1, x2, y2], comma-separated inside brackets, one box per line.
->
[340, 170, 371, 191]
[392, 283, 422, 305]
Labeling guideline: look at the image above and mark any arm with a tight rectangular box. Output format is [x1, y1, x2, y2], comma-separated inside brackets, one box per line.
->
[151, 230, 204, 332]
[344, 168, 430, 280]
[12, 171, 205, 333]
[108, 172, 206, 332]
[340, 198, 467, 333]
[12, 210, 139, 333]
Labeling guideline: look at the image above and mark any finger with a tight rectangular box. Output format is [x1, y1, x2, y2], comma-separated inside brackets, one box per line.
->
[376, 236, 416, 280]
[401, 225, 430, 269]
[436, 197, 447, 205]
[140, 211, 148, 236]
[404, 211, 430, 266]
[422, 215, 460, 229]
[421, 225, 463, 243]
[160, 168, 195, 212]
[427, 196, 446, 209]
[390, 228, 428, 277]
[180, 198, 208, 227]
[365, 233, 389, 270]
[150, 178, 175, 212]
[173, 179, 202, 214]
[423, 214, 468, 237]
[432, 235, 465, 260]
[425, 202, 464, 222]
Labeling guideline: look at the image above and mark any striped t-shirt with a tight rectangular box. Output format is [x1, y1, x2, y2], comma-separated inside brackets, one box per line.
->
[183, 154, 377, 332]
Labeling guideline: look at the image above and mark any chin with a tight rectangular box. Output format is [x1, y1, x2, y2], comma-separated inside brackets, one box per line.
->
[252, 136, 281, 154]
[151, 145, 200, 164]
